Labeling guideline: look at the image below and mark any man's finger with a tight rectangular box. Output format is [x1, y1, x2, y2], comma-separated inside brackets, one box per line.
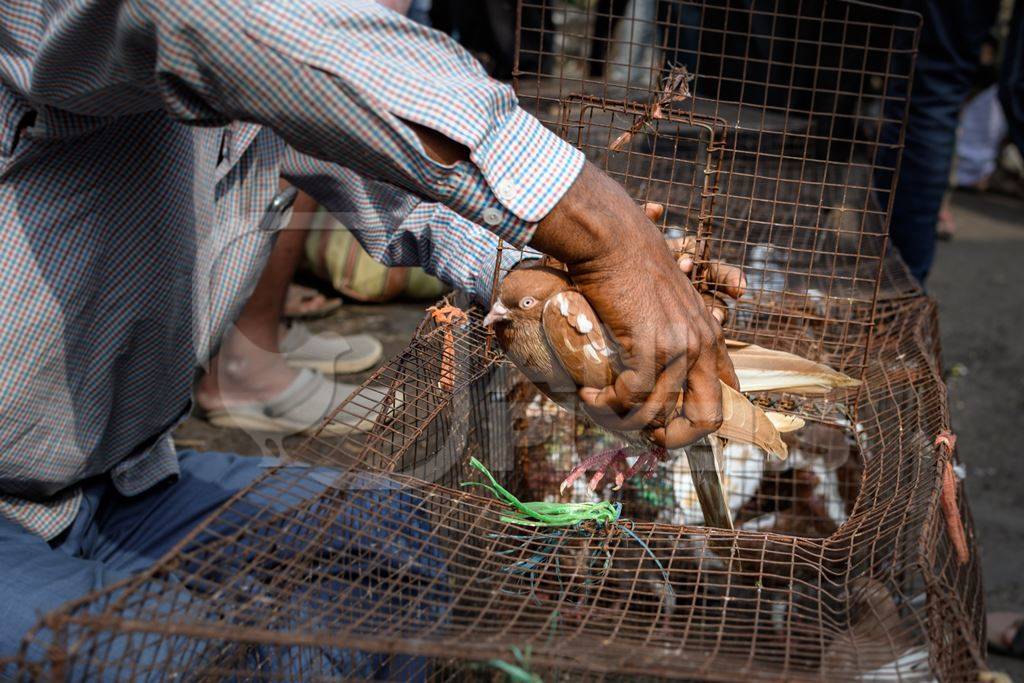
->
[664, 242, 745, 300]
[643, 202, 665, 222]
[704, 260, 746, 299]
[715, 332, 740, 391]
[650, 351, 724, 448]
[703, 292, 725, 323]
[578, 383, 629, 420]
[579, 356, 691, 432]
[704, 292, 737, 324]
[650, 419, 708, 449]
[665, 235, 697, 257]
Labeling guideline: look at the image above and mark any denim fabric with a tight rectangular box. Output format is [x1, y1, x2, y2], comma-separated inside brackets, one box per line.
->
[1000, 0, 1024, 158]
[885, 0, 1001, 283]
[0, 450, 444, 680]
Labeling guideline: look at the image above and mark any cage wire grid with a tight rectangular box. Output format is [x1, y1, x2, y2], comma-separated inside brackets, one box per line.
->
[12, 1, 985, 681]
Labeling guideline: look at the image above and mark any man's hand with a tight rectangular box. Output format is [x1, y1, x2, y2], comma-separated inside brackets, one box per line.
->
[639, 201, 747, 325]
[528, 162, 738, 448]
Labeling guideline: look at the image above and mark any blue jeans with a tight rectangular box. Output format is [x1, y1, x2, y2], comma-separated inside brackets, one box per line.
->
[884, 0, 1003, 283]
[0, 451, 444, 680]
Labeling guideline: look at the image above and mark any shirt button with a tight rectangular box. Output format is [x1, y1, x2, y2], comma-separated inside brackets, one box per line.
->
[496, 179, 519, 201]
[482, 207, 503, 226]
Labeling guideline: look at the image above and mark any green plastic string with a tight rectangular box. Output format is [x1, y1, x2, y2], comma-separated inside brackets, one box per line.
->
[461, 456, 676, 610]
[487, 646, 542, 683]
[460, 457, 620, 527]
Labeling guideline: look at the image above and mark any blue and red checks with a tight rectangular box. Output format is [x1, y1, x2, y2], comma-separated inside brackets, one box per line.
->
[0, 0, 583, 539]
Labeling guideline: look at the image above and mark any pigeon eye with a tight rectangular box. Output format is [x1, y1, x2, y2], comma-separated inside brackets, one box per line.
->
[519, 296, 537, 309]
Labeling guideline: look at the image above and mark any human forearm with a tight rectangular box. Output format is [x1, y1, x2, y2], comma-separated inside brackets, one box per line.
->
[282, 148, 513, 304]
[16, 0, 582, 244]
[528, 163, 666, 267]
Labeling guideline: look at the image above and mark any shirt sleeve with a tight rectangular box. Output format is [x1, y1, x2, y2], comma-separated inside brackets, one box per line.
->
[9, 0, 583, 246]
[281, 146, 524, 305]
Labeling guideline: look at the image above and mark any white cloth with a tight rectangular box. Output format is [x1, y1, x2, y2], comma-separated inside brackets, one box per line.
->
[955, 85, 1008, 186]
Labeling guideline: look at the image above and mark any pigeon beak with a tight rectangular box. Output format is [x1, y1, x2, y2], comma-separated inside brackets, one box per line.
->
[483, 301, 510, 327]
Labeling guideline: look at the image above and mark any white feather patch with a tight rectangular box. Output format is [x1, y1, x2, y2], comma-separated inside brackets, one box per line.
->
[556, 293, 569, 316]
[575, 313, 593, 333]
[582, 343, 601, 364]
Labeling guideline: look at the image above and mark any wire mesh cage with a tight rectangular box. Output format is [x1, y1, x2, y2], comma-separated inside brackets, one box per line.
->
[512, 0, 923, 374]
[10, 1, 986, 681]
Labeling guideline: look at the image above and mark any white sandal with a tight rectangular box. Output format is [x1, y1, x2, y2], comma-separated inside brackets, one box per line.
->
[280, 323, 383, 375]
[202, 369, 384, 436]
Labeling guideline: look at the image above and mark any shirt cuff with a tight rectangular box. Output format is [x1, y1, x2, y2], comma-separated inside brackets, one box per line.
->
[438, 108, 584, 247]
[427, 207, 540, 306]
[470, 243, 543, 306]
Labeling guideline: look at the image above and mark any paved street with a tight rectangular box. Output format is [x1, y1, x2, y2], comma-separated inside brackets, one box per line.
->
[931, 190, 1024, 679]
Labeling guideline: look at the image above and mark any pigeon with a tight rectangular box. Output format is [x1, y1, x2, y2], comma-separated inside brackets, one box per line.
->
[483, 261, 790, 528]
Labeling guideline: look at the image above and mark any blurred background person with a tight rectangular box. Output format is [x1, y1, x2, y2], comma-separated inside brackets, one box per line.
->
[885, 0, 1021, 284]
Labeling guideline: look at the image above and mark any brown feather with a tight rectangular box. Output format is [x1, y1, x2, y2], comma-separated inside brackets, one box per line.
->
[717, 382, 788, 459]
[540, 291, 616, 389]
[494, 316, 578, 406]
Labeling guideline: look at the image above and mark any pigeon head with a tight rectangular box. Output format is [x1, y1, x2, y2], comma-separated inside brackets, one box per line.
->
[483, 263, 572, 328]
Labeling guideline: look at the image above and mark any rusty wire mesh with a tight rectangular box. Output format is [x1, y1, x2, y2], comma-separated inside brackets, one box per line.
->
[13, 1, 984, 681]
[512, 0, 924, 374]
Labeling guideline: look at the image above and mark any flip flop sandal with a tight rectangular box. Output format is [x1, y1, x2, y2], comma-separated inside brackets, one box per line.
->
[284, 284, 342, 320]
[203, 368, 385, 436]
[280, 323, 383, 375]
[987, 612, 1024, 657]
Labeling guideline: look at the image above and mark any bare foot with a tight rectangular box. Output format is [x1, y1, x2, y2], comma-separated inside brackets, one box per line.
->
[937, 207, 956, 241]
[284, 284, 340, 319]
[196, 330, 299, 412]
[987, 612, 1024, 656]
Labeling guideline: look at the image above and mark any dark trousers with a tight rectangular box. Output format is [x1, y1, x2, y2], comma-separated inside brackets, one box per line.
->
[1001, 0, 1024, 158]
[887, 0, 1024, 283]
[0, 451, 443, 680]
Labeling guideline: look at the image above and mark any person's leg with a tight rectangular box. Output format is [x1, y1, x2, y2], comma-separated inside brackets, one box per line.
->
[0, 503, 135, 670]
[85, 451, 443, 679]
[588, 0, 631, 78]
[86, 451, 275, 573]
[196, 188, 382, 435]
[999, 0, 1024, 158]
[0, 457, 270, 676]
[196, 190, 319, 412]
[885, 0, 998, 283]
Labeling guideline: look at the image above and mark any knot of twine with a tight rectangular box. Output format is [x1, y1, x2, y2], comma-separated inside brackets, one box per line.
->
[936, 431, 968, 565]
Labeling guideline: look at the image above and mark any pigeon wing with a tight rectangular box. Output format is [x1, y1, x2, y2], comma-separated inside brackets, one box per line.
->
[540, 291, 617, 390]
